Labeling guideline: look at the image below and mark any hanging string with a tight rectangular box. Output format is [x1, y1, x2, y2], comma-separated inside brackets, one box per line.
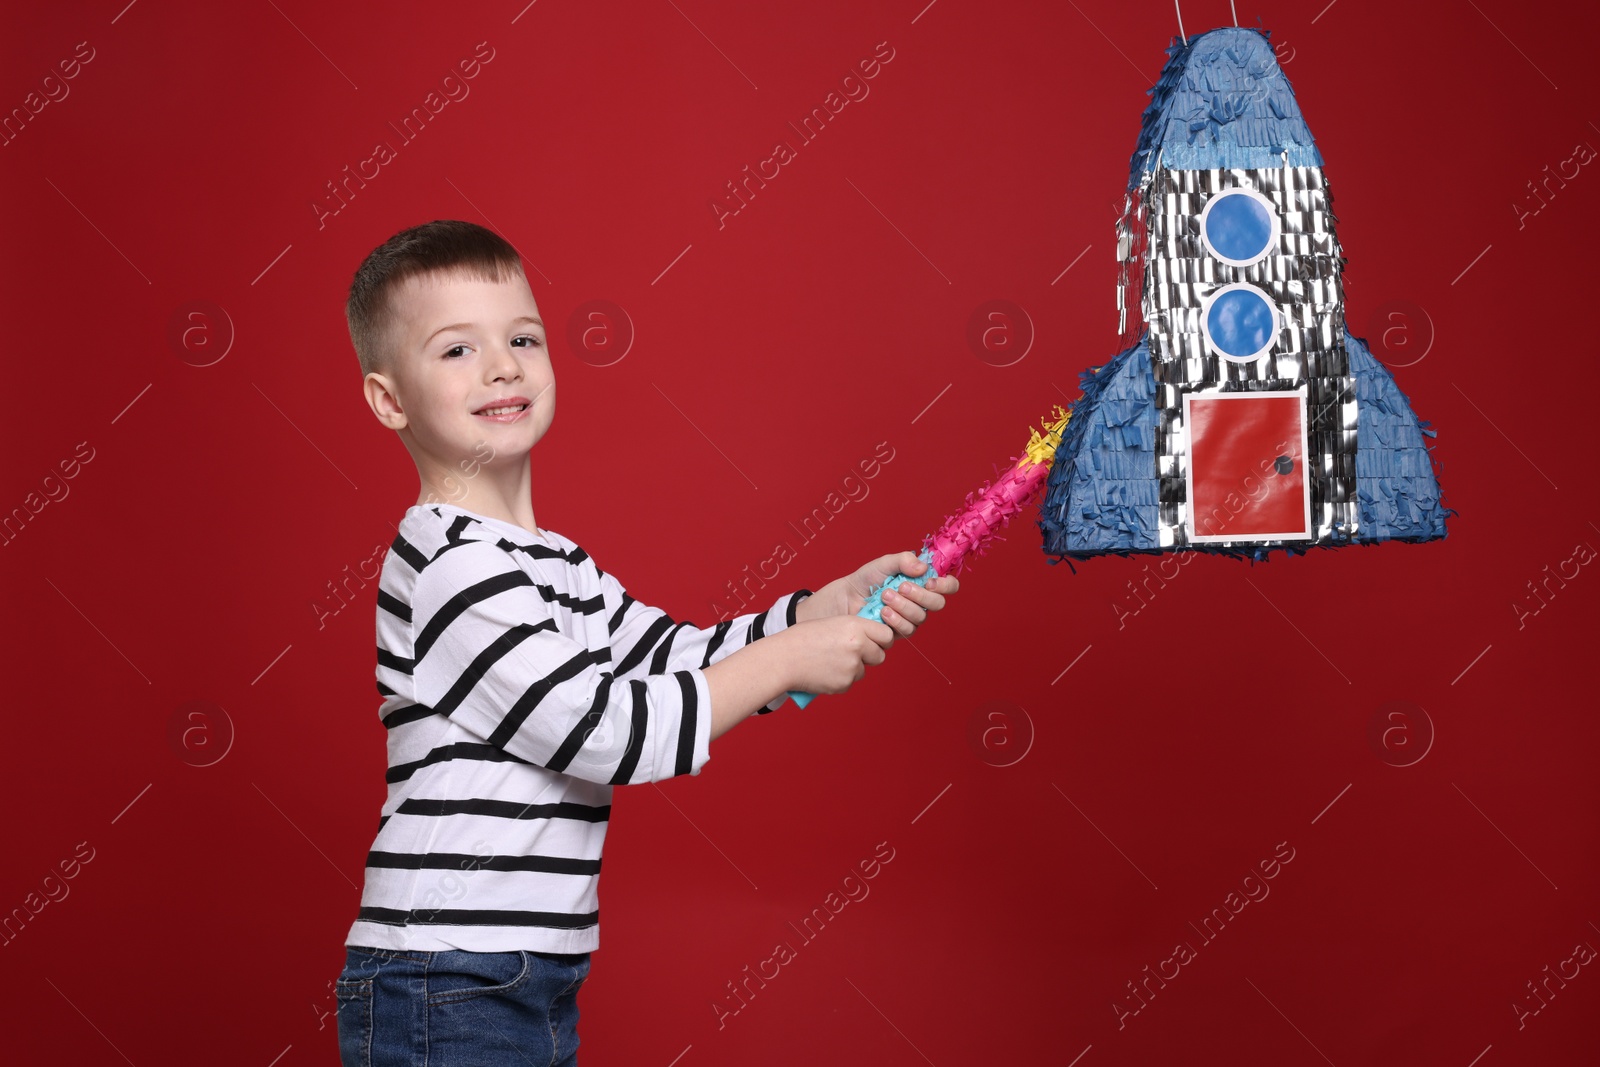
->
[1230, 1, 1238, 25]
[1173, 0, 1186, 44]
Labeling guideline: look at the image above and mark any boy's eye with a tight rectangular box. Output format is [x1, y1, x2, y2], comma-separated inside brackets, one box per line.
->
[443, 344, 469, 359]
[511, 335, 544, 349]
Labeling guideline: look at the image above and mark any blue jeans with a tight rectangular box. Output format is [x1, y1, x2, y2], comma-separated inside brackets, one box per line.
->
[336, 945, 590, 1066]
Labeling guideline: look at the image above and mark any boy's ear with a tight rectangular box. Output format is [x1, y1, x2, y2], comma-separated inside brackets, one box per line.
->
[364, 372, 408, 430]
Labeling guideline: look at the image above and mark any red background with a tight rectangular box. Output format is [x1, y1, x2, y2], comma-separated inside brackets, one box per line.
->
[3, 1, 1597, 1063]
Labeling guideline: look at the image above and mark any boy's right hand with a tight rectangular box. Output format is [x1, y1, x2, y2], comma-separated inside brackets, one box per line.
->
[780, 615, 896, 695]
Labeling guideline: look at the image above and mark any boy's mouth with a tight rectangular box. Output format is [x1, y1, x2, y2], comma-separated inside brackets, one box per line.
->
[474, 399, 530, 417]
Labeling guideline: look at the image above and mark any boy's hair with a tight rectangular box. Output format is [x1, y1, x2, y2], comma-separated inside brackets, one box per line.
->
[346, 219, 524, 378]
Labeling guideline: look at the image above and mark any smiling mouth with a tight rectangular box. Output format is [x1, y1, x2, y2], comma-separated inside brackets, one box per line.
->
[474, 383, 552, 417]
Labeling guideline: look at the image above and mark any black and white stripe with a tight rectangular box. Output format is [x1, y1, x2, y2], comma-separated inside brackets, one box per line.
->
[347, 503, 809, 954]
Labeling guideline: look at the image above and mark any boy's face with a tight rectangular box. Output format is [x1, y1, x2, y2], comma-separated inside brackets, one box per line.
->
[365, 269, 554, 483]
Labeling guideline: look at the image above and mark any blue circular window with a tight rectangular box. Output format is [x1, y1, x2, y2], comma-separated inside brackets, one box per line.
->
[1200, 189, 1278, 266]
[1201, 283, 1278, 362]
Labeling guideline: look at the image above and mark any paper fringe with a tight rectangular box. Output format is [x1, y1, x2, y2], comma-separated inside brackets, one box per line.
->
[921, 405, 1072, 577]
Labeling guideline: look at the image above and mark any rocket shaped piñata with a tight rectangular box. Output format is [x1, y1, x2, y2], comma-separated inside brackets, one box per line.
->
[1039, 26, 1448, 562]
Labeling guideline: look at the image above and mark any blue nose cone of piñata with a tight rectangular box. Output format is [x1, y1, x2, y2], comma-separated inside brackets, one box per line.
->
[1039, 26, 1448, 562]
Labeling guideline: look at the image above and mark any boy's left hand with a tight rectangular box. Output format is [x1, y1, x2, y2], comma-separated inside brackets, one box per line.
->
[800, 552, 959, 639]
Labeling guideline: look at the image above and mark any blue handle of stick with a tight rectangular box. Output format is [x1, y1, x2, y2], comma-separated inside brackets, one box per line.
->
[784, 549, 939, 708]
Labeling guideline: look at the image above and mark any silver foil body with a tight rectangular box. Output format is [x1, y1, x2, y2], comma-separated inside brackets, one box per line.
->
[1138, 163, 1360, 551]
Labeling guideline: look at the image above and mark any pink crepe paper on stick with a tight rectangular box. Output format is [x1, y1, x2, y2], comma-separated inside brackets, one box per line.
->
[783, 405, 1072, 709]
[924, 405, 1073, 577]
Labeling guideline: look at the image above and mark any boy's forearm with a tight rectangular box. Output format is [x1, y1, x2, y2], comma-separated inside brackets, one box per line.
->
[701, 637, 792, 741]
[795, 589, 828, 624]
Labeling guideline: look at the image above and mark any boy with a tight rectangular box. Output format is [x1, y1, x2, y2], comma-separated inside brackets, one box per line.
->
[334, 219, 957, 1066]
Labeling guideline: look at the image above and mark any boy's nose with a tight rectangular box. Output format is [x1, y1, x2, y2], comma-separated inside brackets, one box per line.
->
[486, 346, 521, 381]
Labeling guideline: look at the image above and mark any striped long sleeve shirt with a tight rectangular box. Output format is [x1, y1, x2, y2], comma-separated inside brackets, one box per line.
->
[345, 503, 811, 953]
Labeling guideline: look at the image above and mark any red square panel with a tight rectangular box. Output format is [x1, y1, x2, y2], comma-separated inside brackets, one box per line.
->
[1184, 390, 1312, 541]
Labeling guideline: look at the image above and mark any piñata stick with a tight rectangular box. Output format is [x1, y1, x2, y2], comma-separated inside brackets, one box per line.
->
[786, 404, 1072, 708]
